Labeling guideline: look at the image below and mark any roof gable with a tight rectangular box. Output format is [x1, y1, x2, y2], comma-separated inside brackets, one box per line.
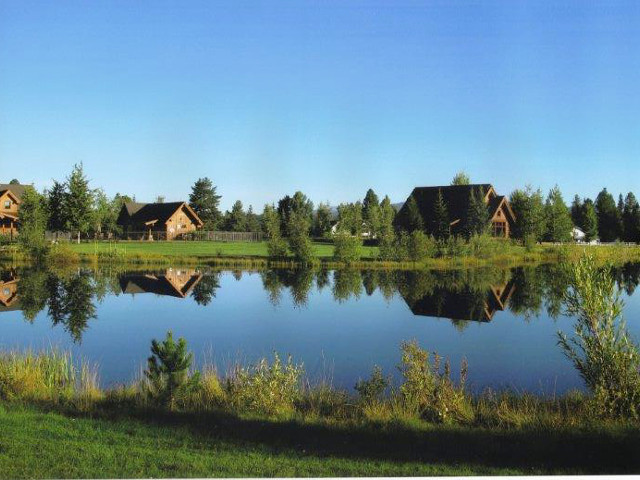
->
[402, 184, 493, 225]
[118, 201, 203, 226]
[0, 184, 28, 202]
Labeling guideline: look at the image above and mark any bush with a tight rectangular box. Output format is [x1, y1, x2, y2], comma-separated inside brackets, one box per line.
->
[355, 365, 389, 404]
[224, 352, 304, 416]
[266, 237, 288, 258]
[143, 331, 201, 410]
[288, 234, 314, 264]
[524, 233, 537, 252]
[397, 341, 473, 424]
[377, 232, 396, 261]
[407, 231, 436, 262]
[467, 233, 500, 259]
[558, 254, 640, 419]
[333, 232, 362, 264]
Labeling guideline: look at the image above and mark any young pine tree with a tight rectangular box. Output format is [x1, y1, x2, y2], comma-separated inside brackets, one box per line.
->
[144, 331, 201, 409]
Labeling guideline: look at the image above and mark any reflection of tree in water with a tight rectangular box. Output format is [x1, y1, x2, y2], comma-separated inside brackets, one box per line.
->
[232, 270, 243, 281]
[376, 271, 397, 302]
[332, 270, 362, 303]
[16, 269, 49, 323]
[315, 269, 330, 292]
[508, 267, 545, 319]
[362, 270, 379, 296]
[260, 270, 284, 306]
[46, 271, 97, 343]
[614, 262, 640, 296]
[191, 272, 221, 306]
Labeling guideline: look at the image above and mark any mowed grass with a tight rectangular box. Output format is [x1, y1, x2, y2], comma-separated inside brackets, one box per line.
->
[0, 405, 521, 478]
[69, 240, 379, 259]
[3, 404, 640, 478]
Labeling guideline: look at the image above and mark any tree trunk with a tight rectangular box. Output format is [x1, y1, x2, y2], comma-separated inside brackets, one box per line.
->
[77, 231, 80, 244]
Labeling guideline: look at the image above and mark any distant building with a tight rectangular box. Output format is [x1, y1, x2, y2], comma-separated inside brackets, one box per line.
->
[394, 184, 516, 238]
[117, 201, 203, 240]
[0, 183, 28, 238]
[572, 227, 586, 242]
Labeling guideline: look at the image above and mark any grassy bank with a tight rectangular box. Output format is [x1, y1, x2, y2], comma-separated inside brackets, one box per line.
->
[4, 239, 640, 269]
[1, 340, 639, 477]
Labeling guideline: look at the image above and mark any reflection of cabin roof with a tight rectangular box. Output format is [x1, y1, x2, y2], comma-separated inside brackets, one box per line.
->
[119, 272, 202, 298]
[118, 201, 203, 227]
[0, 270, 20, 309]
[403, 281, 516, 322]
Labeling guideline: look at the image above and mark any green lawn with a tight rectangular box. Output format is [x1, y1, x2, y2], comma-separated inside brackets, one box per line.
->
[2, 404, 638, 478]
[68, 240, 379, 259]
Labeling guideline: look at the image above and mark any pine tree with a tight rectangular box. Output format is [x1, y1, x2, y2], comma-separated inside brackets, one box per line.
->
[622, 193, 640, 243]
[433, 189, 450, 239]
[405, 195, 424, 233]
[379, 195, 396, 238]
[46, 180, 67, 232]
[65, 163, 94, 243]
[245, 205, 261, 233]
[509, 186, 545, 241]
[228, 200, 247, 232]
[582, 199, 598, 242]
[465, 187, 490, 237]
[189, 177, 222, 230]
[571, 195, 583, 228]
[451, 171, 470, 185]
[362, 188, 382, 236]
[595, 188, 621, 242]
[544, 186, 572, 242]
[144, 331, 201, 409]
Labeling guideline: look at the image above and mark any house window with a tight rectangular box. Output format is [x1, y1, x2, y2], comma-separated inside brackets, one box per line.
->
[4, 201, 10, 209]
[493, 221, 506, 237]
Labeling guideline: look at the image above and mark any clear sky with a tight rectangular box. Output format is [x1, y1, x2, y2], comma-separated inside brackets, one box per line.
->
[1, 0, 639, 210]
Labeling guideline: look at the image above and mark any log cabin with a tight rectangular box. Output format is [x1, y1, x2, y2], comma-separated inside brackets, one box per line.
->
[0, 183, 27, 238]
[394, 184, 516, 238]
[117, 201, 203, 240]
[0, 269, 20, 313]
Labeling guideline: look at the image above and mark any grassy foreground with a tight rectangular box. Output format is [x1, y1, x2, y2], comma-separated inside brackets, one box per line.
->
[1, 403, 639, 478]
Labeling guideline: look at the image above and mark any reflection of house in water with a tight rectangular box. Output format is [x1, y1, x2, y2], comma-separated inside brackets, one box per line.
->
[0, 269, 20, 312]
[403, 281, 516, 322]
[120, 269, 203, 298]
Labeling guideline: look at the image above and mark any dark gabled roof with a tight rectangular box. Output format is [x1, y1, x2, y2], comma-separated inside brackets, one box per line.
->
[118, 201, 203, 226]
[395, 184, 493, 229]
[119, 273, 202, 298]
[0, 183, 29, 201]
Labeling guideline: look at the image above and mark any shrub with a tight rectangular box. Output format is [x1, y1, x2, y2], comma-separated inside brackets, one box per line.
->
[467, 233, 499, 259]
[523, 233, 537, 252]
[377, 232, 396, 261]
[397, 341, 473, 424]
[355, 365, 389, 404]
[266, 237, 288, 258]
[288, 233, 314, 264]
[333, 232, 362, 264]
[143, 331, 201, 410]
[407, 231, 435, 262]
[224, 352, 304, 416]
[558, 254, 640, 419]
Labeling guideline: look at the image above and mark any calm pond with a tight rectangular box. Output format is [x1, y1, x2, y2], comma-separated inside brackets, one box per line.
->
[1, 264, 639, 394]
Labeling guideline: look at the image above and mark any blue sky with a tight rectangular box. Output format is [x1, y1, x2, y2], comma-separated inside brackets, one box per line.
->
[1, 1, 639, 210]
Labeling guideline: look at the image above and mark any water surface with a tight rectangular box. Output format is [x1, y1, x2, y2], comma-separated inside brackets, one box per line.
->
[1, 264, 639, 394]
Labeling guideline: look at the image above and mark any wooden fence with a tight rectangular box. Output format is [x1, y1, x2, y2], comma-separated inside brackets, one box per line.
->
[119, 231, 263, 242]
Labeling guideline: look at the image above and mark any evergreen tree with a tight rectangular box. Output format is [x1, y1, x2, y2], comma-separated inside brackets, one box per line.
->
[451, 171, 470, 185]
[595, 188, 621, 242]
[9, 179, 20, 185]
[543, 186, 572, 242]
[245, 205, 261, 233]
[188, 177, 222, 230]
[46, 180, 67, 232]
[379, 195, 396, 238]
[144, 331, 201, 409]
[405, 195, 424, 232]
[465, 187, 490, 237]
[509, 186, 545, 241]
[65, 163, 94, 243]
[433, 189, 450, 239]
[582, 199, 598, 242]
[277, 191, 313, 236]
[622, 192, 640, 243]
[362, 189, 382, 236]
[263, 204, 288, 257]
[227, 200, 247, 232]
[92, 188, 119, 235]
[313, 202, 333, 237]
[571, 195, 583, 228]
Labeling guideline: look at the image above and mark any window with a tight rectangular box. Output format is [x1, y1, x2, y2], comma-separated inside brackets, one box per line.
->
[493, 221, 505, 237]
[4, 201, 10, 209]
